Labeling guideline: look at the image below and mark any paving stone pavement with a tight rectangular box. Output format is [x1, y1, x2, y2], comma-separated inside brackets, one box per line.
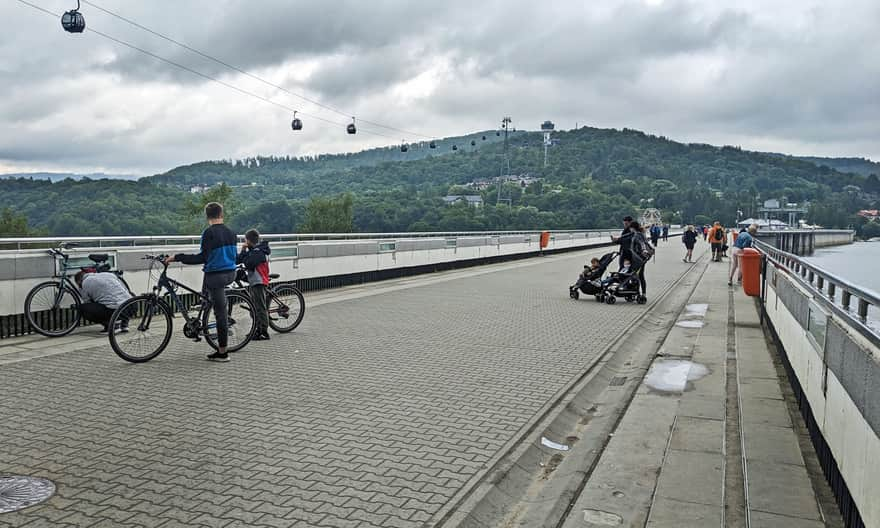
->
[0, 241, 698, 527]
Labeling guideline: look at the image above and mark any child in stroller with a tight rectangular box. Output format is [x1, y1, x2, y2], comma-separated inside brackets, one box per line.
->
[569, 251, 617, 300]
[600, 257, 647, 305]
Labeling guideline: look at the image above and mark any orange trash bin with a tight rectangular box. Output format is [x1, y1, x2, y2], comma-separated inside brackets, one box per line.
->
[540, 231, 551, 249]
[740, 247, 762, 297]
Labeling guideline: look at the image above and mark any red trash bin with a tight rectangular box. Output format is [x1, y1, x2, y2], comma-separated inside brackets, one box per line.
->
[540, 231, 550, 249]
[741, 248, 762, 297]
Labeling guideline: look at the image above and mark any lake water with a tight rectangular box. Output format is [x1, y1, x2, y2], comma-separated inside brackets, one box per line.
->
[805, 239, 880, 297]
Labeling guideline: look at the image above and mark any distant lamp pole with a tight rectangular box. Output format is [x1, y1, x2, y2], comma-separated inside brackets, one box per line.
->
[541, 120, 555, 168]
[498, 116, 512, 205]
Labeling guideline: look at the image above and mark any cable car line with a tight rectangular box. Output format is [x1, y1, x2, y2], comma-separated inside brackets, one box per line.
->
[15, 0, 402, 141]
[79, 0, 434, 141]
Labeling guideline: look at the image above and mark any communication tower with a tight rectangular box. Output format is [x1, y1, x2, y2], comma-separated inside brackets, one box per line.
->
[541, 121, 555, 168]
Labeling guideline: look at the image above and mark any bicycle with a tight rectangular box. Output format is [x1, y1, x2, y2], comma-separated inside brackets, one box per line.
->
[107, 255, 256, 363]
[24, 242, 130, 337]
[231, 265, 305, 333]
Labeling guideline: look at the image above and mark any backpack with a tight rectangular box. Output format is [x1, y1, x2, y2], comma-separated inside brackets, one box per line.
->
[713, 228, 723, 241]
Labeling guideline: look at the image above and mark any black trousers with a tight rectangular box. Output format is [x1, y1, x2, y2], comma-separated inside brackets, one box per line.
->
[638, 265, 647, 294]
[203, 270, 235, 348]
[249, 284, 269, 332]
[80, 302, 114, 329]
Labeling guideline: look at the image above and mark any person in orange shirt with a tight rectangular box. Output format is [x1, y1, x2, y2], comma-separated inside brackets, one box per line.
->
[708, 222, 725, 262]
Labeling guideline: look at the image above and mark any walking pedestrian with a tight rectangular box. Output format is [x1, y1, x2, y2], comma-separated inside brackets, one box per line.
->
[617, 221, 652, 298]
[729, 224, 757, 285]
[650, 224, 661, 247]
[662, 224, 669, 242]
[708, 222, 725, 262]
[682, 225, 697, 262]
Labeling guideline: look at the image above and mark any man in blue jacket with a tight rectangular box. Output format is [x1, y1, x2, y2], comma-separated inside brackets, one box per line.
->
[165, 202, 238, 362]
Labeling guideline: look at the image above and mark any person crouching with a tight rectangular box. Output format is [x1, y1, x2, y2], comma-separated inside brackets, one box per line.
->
[238, 229, 272, 341]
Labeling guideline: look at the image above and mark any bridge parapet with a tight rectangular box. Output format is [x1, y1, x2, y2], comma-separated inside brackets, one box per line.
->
[0, 229, 642, 331]
[757, 239, 879, 527]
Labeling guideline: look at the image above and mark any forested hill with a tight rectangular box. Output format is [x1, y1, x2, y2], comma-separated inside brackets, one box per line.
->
[789, 156, 880, 178]
[2, 126, 878, 237]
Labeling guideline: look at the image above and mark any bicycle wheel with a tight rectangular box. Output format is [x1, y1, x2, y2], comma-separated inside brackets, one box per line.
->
[24, 281, 82, 337]
[268, 284, 305, 333]
[109, 295, 173, 363]
[203, 291, 255, 352]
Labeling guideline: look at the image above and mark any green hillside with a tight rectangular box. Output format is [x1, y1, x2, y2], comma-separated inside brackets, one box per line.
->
[2, 126, 878, 237]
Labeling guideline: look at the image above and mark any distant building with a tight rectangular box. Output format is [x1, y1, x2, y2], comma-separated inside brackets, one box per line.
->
[858, 209, 880, 220]
[189, 184, 209, 194]
[737, 217, 788, 230]
[444, 195, 483, 207]
[757, 198, 807, 227]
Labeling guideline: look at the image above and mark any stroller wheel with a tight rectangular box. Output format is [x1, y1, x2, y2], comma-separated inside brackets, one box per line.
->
[605, 296, 616, 305]
[637, 295, 647, 304]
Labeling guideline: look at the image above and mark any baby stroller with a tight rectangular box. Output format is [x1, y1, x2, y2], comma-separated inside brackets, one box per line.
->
[600, 258, 647, 305]
[569, 251, 617, 301]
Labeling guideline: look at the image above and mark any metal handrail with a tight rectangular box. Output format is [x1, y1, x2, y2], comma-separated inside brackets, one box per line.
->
[755, 239, 880, 326]
[0, 229, 632, 250]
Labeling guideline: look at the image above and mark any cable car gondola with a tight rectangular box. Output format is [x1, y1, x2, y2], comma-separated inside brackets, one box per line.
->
[291, 111, 303, 131]
[470, 140, 476, 146]
[452, 144, 458, 151]
[400, 141, 408, 153]
[347, 117, 357, 134]
[429, 141, 436, 149]
[482, 135, 486, 140]
[496, 131, 501, 136]
[61, 0, 85, 33]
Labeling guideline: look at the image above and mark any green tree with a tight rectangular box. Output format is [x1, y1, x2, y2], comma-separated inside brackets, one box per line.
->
[300, 193, 354, 233]
[0, 207, 31, 235]
[183, 183, 235, 232]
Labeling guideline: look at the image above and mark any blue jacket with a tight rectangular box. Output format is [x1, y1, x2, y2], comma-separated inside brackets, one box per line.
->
[734, 231, 754, 249]
[175, 224, 238, 273]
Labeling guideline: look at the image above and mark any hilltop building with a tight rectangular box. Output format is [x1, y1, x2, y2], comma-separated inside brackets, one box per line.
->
[443, 195, 483, 207]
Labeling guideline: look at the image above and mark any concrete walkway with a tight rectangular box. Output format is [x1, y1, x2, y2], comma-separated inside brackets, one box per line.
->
[561, 251, 840, 527]
[0, 241, 694, 528]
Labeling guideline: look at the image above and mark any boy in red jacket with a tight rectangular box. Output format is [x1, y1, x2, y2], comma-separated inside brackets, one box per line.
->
[237, 229, 272, 341]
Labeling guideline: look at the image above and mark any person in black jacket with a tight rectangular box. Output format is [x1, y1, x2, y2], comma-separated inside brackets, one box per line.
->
[237, 229, 272, 341]
[165, 202, 238, 362]
[682, 225, 698, 262]
[616, 221, 652, 297]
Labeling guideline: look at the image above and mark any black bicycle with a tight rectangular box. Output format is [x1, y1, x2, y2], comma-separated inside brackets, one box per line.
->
[24, 242, 130, 337]
[231, 265, 305, 333]
[108, 255, 256, 363]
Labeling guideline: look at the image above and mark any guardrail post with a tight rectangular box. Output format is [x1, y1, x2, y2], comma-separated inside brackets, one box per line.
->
[816, 276, 823, 290]
[857, 299, 869, 321]
[842, 290, 852, 310]
[827, 282, 835, 300]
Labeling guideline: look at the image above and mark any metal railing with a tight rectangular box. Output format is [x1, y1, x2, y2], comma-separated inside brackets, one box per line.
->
[756, 239, 880, 339]
[0, 229, 627, 250]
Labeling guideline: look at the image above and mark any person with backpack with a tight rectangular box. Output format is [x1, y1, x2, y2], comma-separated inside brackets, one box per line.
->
[682, 225, 697, 262]
[616, 221, 653, 298]
[708, 221, 725, 262]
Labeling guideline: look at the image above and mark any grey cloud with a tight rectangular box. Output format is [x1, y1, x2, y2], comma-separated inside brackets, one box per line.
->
[0, 0, 878, 174]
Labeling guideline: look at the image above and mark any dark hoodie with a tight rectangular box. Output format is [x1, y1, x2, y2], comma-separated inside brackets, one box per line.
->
[237, 241, 271, 285]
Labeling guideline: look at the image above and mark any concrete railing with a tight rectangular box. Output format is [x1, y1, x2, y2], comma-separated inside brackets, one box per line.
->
[0, 229, 653, 321]
[758, 241, 879, 528]
[754, 229, 854, 255]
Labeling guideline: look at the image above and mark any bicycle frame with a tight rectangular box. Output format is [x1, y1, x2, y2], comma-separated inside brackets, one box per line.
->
[155, 272, 208, 324]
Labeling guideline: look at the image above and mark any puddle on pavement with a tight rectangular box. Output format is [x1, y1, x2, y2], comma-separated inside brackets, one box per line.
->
[644, 359, 710, 392]
[583, 509, 623, 525]
[684, 303, 708, 317]
[541, 437, 570, 451]
[676, 303, 708, 328]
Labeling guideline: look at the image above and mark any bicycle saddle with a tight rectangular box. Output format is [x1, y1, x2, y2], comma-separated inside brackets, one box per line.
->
[89, 253, 109, 263]
[268, 273, 280, 279]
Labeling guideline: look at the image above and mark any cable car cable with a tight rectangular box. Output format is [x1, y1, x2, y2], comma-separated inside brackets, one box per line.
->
[80, 0, 434, 140]
[15, 0, 401, 141]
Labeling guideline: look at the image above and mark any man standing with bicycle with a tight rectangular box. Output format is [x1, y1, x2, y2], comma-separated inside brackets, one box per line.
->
[165, 202, 237, 362]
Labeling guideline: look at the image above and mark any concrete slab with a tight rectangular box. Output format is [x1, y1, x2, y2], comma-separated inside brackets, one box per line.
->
[750, 510, 825, 528]
[738, 377, 784, 400]
[654, 449, 723, 506]
[739, 396, 793, 428]
[742, 423, 806, 466]
[646, 496, 722, 528]
[747, 462, 822, 520]
[669, 416, 723, 454]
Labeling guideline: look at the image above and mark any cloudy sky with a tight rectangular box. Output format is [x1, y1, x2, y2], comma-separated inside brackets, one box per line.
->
[1, 0, 878, 175]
